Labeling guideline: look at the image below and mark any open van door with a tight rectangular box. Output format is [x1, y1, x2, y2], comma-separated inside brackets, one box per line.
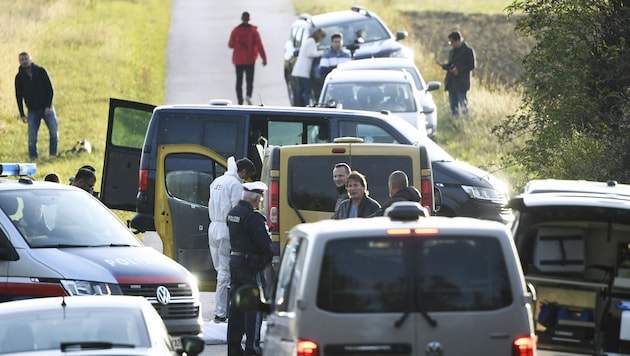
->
[101, 98, 155, 211]
[156, 144, 227, 288]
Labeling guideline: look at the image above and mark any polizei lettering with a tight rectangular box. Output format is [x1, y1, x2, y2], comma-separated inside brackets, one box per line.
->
[227, 215, 241, 223]
[104, 257, 157, 267]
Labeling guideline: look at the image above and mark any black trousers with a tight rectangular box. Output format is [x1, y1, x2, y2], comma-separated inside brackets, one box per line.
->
[227, 257, 264, 356]
[235, 64, 255, 104]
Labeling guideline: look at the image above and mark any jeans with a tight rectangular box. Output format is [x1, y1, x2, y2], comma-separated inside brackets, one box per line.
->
[235, 64, 255, 105]
[448, 90, 469, 118]
[27, 107, 59, 160]
[227, 258, 264, 356]
[293, 76, 311, 107]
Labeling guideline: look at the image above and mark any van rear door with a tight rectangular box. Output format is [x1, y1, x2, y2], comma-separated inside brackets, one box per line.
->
[155, 144, 227, 288]
[101, 98, 155, 211]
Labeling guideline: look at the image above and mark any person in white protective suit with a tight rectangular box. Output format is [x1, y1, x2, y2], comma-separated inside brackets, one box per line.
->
[208, 156, 256, 323]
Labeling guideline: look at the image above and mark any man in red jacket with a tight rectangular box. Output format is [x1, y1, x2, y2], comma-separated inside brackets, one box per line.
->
[228, 11, 267, 105]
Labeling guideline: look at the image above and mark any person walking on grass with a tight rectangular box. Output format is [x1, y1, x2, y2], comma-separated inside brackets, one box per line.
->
[228, 11, 268, 105]
[15, 52, 58, 161]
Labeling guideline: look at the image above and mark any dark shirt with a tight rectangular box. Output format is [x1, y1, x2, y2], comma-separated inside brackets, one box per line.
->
[227, 200, 272, 262]
[442, 42, 475, 92]
[370, 186, 421, 217]
[15, 63, 54, 116]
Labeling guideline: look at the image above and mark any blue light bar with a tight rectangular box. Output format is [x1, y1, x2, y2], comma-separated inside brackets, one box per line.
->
[0, 163, 37, 177]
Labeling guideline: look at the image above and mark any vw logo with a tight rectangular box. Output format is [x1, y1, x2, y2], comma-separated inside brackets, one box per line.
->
[156, 286, 171, 305]
[425, 341, 443, 356]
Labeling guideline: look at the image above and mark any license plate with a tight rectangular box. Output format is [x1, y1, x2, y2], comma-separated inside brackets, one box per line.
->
[171, 336, 182, 350]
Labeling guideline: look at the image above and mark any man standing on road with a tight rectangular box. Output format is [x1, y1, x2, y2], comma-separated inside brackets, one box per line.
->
[208, 157, 255, 324]
[440, 31, 475, 118]
[15, 52, 59, 161]
[227, 181, 272, 356]
[228, 11, 268, 105]
[332, 162, 351, 212]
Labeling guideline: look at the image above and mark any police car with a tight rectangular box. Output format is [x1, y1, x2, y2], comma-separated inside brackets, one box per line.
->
[0, 163, 202, 342]
[236, 202, 536, 355]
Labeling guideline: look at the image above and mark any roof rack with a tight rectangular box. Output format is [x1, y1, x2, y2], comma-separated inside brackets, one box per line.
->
[0, 163, 37, 177]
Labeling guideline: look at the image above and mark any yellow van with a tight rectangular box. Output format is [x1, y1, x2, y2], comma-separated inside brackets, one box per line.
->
[260, 138, 437, 259]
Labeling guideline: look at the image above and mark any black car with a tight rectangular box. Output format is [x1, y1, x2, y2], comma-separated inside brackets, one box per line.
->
[283, 6, 411, 105]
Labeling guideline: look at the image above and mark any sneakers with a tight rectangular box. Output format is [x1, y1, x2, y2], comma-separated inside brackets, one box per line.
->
[214, 315, 227, 323]
[246, 96, 253, 105]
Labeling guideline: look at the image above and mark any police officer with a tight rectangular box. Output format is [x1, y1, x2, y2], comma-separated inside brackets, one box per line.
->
[226, 181, 272, 356]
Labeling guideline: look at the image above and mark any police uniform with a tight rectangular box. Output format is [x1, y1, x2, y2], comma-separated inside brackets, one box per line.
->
[226, 181, 272, 356]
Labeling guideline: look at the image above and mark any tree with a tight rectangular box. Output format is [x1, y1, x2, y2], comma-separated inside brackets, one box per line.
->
[495, 0, 630, 183]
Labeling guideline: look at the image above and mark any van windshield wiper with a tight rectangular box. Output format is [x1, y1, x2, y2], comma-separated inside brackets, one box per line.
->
[36, 244, 91, 248]
[61, 341, 135, 351]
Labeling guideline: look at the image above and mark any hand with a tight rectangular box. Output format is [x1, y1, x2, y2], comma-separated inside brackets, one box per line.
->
[21, 116, 27, 123]
[262, 60, 267, 66]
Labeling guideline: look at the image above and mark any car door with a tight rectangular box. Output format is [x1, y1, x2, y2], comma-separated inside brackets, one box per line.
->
[101, 98, 155, 211]
[155, 144, 227, 286]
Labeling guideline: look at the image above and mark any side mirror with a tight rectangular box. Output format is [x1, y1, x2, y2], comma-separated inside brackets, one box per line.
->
[426, 81, 441, 92]
[178, 335, 205, 356]
[396, 31, 408, 41]
[433, 187, 442, 213]
[235, 285, 270, 313]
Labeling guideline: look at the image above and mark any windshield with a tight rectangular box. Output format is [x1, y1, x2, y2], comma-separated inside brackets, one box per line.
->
[0, 189, 142, 248]
[318, 17, 390, 49]
[0, 307, 151, 352]
[322, 82, 417, 114]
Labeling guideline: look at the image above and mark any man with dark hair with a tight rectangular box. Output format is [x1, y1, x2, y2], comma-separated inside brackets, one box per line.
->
[208, 157, 255, 324]
[228, 11, 267, 105]
[319, 33, 351, 80]
[332, 171, 381, 219]
[440, 31, 475, 118]
[15, 52, 58, 161]
[71, 168, 97, 194]
[226, 181, 272, 356]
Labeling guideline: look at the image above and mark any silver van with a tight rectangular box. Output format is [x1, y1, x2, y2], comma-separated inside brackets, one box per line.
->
[237, 203, 536, 355]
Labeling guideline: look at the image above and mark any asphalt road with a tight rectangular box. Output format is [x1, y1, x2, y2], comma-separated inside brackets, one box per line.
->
[161, 0, 296, 354]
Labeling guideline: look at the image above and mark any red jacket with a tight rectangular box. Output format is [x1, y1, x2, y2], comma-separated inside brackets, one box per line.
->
[228, 23, 267, 65]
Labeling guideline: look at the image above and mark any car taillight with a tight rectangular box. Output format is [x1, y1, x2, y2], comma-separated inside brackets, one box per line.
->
[297, 339, 319, 356]
[512, 335, 535, 356]
[268, 180, 279, 232]
[139, 169, 148, 192]
[421, 177, 433, 213]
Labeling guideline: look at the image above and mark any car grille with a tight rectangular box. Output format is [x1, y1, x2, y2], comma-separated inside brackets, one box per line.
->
[120, 283, 199, 320]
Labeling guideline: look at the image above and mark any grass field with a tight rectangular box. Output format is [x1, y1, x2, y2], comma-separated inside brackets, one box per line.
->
[0, 0, 533, 199]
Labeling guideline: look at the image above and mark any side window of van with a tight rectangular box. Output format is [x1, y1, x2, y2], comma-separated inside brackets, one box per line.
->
[273, 237, 308, 312]
[164, 153, 225, 207]
[338, 121, 400, 144]
[158, 114, 245, 158]
[111, 107, 151, 148]
[251, 117, 330, 146]
[288, 156, 413, 212]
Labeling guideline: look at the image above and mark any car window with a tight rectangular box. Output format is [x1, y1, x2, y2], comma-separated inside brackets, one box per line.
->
[272, 236, 308, 312]
[111, 106, 152, 149]
[288, 155, 413, 212]
[318, 18, 390, 49]
[323, 82, 416, 113]
[164, 153, 225, 207]
[317, 236, 512, 313]
[1, 190, 142, 248]
[251, 116, 330, 145]
[339, 121, 401, 144]
[157, 112, 246, 159]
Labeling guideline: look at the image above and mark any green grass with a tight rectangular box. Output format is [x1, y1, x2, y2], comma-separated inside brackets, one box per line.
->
[0, 0, 170, 186]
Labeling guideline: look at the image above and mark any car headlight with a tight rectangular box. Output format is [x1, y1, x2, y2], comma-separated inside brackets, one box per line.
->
[61, 280, 112, 295]
[461, 185, 507, 203]
[389, 47, 414, 60]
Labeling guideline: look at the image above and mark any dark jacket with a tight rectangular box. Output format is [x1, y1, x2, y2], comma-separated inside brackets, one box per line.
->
[334, 186, 348, 212]
[227, 200, 273, 264]
[228, 23, 267, 66]
[15, 63, 54, 116]
[370, 186, 421, 217]
[332, 195, 381, 219]
[442, 42, 475, 92]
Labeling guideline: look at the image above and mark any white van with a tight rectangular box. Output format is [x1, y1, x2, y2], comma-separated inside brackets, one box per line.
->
[237, 202, 536, 355]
